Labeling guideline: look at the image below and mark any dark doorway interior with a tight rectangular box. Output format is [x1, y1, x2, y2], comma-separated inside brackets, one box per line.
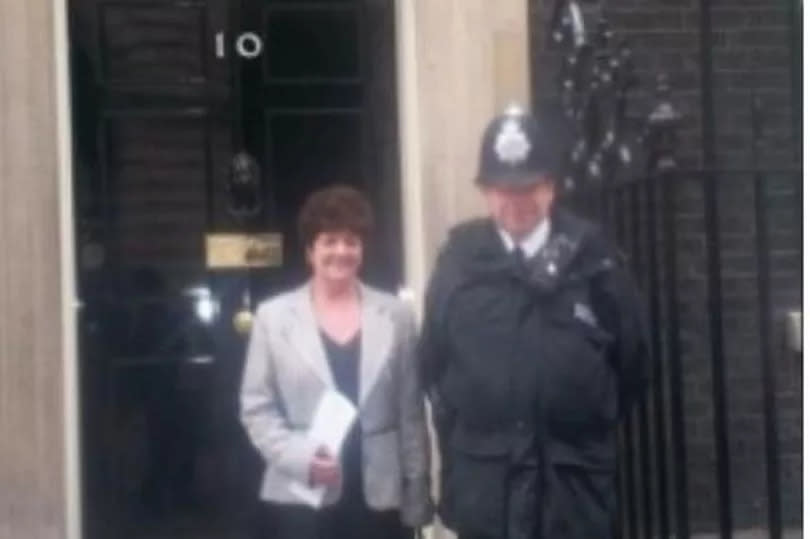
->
[69, 1, 401, 537]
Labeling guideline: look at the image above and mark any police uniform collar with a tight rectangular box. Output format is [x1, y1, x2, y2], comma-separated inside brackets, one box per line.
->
[497, 218, 550, 258]
[444, 212, 592, 281]
[443, 219, 517, 272]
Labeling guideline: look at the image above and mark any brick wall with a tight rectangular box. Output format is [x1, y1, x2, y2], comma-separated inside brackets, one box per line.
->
[530, 0, 801, 534]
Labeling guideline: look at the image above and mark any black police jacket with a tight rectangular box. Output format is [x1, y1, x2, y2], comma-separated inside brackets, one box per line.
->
[419, 208, 651, 539]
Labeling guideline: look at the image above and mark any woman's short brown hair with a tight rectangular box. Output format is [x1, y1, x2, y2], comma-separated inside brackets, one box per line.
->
[297, 185, 375, 248]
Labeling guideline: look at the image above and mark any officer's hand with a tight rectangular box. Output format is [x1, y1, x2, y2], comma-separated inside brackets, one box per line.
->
[309, 446, 340, 487]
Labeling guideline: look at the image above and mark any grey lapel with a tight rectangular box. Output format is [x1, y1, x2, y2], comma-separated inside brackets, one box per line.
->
[359, 285, 394, 409]
[287, 285, 335, 389]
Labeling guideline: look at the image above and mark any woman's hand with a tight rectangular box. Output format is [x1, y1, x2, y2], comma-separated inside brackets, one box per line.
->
[309, 446, 340, 487]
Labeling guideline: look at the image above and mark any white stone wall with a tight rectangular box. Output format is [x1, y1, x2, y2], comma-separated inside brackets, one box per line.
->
[395, 1, 530, 537]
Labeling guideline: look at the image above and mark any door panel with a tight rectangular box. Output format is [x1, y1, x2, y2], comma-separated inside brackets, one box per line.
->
[70, 0, 401, 537]
[264, 6, 361, 81]
[266, 110, 366, 280]
[100, 4, 208, 84]
[103, 113, 211, 288]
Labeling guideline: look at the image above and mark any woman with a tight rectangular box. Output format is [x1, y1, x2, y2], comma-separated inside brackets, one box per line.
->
[240, 185, 432, 539]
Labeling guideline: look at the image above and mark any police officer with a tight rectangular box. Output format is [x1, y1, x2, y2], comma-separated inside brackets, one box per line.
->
[419, 105, 650, 539]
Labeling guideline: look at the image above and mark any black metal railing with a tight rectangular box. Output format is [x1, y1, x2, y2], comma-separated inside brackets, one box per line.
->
[545, 2, 802, 537]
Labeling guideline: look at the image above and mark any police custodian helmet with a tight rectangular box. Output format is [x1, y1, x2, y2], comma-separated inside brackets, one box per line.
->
[475, 104, 562, 187]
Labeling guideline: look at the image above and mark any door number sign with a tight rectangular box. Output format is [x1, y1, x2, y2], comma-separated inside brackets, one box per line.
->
[215, 31, 264, 59]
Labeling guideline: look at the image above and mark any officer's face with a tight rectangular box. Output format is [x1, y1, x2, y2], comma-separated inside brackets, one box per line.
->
[483, 179, 555, 238]
[307, 230, 364, 285]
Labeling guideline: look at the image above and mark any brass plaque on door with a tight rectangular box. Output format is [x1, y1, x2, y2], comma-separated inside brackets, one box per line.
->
[206, 233, 283, 269]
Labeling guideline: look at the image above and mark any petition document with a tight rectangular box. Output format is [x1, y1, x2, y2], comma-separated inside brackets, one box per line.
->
[289, 389, 358, 507]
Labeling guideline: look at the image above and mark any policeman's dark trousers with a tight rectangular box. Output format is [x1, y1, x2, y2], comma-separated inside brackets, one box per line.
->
[456, 463, 540, 539]
[543, 465, 617, 539]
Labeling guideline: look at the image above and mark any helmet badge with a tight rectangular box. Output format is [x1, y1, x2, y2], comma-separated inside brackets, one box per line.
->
[494, 118, 532, 165]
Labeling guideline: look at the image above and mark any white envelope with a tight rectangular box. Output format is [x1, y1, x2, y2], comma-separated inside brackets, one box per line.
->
[289, 389, 358, 507]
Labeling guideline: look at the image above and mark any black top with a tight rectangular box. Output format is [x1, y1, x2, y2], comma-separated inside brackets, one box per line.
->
[320, 331, 363, 496]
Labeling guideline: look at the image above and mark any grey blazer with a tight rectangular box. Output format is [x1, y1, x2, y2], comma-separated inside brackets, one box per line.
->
[239, 283, 433, 527]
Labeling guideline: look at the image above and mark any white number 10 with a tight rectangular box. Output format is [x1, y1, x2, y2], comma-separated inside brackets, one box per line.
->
[215, 31, 264, 60]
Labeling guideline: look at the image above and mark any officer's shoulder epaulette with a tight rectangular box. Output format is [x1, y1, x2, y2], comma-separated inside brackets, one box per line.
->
[444, 218, 493, 251]
[447, 217, 491, 240]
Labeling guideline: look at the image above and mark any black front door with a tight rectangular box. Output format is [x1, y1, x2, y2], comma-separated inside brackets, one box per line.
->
[69, 1, 401, 536]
